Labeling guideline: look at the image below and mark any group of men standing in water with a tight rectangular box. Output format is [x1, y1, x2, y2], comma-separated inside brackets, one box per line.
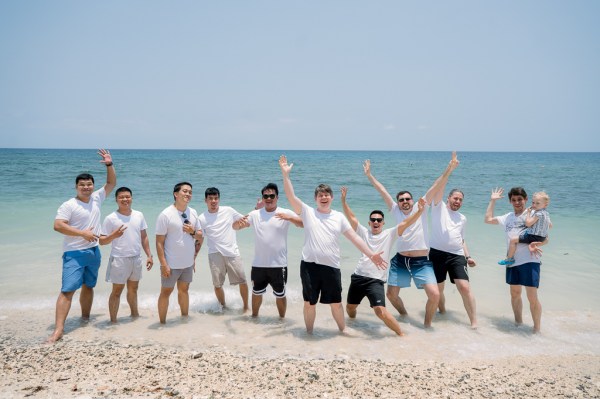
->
[47, 150, 545, 343]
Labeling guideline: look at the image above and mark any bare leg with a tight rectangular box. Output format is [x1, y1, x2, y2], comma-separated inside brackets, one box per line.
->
[239, 283, 249, 312]
[158, 286, 174, 324]
[525, 286, 542, 333]
[346, 303, 358, 318]
[214, 286, 226, 308]
[275, 297, 286, 318]
[79, 284, 94, 320]
[374, 306, 404, 336]
[126, 280, 140, 318]
[108, 284, 125, 323]
[423, 283, 440, 328]
[251, 294, 262, 317]
[385, 285, 407, 316]
[455, 279, 477, 328]
[47, 291, 75, 343]
[437, 281, 446, 314]
[510, 285, 524, 326]
[330, 302, 345, 332]
[303, 302, 316, 334]
[177, 281, 190, 317]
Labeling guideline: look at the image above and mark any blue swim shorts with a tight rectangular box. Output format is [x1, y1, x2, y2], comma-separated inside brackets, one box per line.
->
[61, 246, 102, 292]
[387, 253, 437, 289]
[506, 262, 541, 288]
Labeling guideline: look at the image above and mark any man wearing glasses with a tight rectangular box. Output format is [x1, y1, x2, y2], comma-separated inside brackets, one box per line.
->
[364, 153, 456, 328]
[199, 187, 249, 312]
[233, 183, 302, 318]
[340, 186, 426, 336]
[155, 182, 202, 324]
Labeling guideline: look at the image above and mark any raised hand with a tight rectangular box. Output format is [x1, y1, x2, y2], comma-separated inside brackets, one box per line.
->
[491, 187, 504, 201]
[417, 197, 426, 211]
[363, 160, 371, 176]
[112, 224, 127, 239]
[279, 155, 293, 175]
[98, 149, 112, 165]
[340, 186, 348, 201]
[449, 151, 459, 171]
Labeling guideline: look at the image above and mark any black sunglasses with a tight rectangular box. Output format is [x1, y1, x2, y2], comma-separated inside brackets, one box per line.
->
[370, 217, 383, 223]
[181, 212, 190, 224]
[262, 194, 277, 200]
[397, 197, 412, 203]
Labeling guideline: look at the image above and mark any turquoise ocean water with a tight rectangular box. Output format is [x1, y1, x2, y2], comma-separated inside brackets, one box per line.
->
[0, 149, 599, 360]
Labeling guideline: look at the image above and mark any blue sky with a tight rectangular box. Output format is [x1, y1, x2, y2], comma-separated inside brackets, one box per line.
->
[1, 1, 598, 151]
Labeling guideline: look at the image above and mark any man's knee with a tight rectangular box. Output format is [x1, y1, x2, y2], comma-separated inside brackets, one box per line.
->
[111, 284, 125, 296]
[373, 306, 386, 318]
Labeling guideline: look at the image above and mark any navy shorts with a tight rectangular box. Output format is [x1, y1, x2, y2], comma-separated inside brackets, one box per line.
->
[346, 274, 386, 308]
[300, 261, 342, 305]
[506, 262, 541, 288]
[429, 247, 469, 284]
[251, 266, 287, 298]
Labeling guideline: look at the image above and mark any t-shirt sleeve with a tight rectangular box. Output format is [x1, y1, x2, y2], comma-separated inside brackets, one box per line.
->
[101, 216, 113, 236]
[340, 213, 352, 233]
[55, 201, 72, 221]
[155, 213, 169, 235]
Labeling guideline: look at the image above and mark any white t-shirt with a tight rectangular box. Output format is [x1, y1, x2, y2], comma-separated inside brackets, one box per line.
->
[391, 202, 429, 253]
[198, 206, 244, 257]
[495, 212, 541, 267]
[55, 188, 106, 252]
[155, 205, 200, 269]
[354, 224, 398, 281]
[101, 209, 148, 257]
[247, 207, 296, 268]
[300, 202, 352, 269]
[429, 201, 466, 255]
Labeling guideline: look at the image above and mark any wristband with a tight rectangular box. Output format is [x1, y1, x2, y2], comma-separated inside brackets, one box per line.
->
[105, 162, 113, 167]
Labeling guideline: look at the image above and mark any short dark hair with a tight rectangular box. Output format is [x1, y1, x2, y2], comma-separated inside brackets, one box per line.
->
[76, 173, 94, 184]
[448, 188, 464, 198]
[115, 186, 132, 198]
[508, 187, 527, 200]
[173, 182, 192, 201]
[205, 187, 220, 198]
[396, 191, 412, 201]
[369, 210, 384, 219]
[314, 184, 333, 197]
[261, 183, 279, 196]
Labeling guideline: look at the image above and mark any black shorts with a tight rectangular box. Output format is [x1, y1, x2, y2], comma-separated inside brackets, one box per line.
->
[518, 233, 546, 244]
[300, 261, 342, 305]
[251, 266, 287, 297]
[429, 247, 469, 284]
[346, 274, 386, 308]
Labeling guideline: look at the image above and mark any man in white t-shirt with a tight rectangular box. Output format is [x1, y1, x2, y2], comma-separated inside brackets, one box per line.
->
[99, 187, 153, 323]
[364, 152, 457, 328]
[48, 149, 116, 343]
[428, 153, 478, 328]
[485, 186, 545, 333]
[341, 186, 426, 336]
[198, 187, 249, 312]
[233, 183, 302, 318]
[279, 155, 387, 334]
[155, 182, 203, 324]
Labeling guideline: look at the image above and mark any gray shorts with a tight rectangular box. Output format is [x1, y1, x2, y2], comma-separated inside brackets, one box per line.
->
[208, 253, 246, 287]
[161, 265, 194, 288]
[106, 255, 143, 284]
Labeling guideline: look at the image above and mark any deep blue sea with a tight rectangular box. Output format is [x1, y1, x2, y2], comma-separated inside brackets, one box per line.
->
[0, 149, 599, 360]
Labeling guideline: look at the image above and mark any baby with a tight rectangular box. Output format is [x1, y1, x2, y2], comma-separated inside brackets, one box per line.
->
[499, 191, 551, 266]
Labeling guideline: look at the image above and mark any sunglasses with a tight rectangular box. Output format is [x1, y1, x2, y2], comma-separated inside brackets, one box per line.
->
[370, 217, 383, 223]
[262, 194, 276, 200]
[397, 197, 412, 203]
[181, 212, 190, 224]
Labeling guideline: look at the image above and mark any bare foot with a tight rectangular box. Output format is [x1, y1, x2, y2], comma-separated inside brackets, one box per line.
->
[46, 330, 63, 344]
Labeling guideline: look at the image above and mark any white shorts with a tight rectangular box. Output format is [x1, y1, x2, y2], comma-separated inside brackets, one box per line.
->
[208, 253, 246, 287]
[106, 255, 143, 284]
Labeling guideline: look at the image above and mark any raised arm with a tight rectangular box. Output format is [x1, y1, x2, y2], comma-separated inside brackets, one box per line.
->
[363, 160, 395, 210]
[279, 155, 302, 214]
[98, 149, 116, 196]
[484, 187, 504, 225]
[340, 186, 359, 231]
[396, 197, 426, 236]
[426, 151, 459, 205]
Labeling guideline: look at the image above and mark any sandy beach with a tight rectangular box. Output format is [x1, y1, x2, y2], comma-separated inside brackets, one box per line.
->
[2, 305, 600, 399]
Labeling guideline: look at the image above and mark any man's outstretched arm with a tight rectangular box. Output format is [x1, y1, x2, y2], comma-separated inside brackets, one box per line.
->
[363, 160, 395, 211]
[426, 151, 459, 205]
[340, 186, 359, 231]
[279, 155, 303, 215]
